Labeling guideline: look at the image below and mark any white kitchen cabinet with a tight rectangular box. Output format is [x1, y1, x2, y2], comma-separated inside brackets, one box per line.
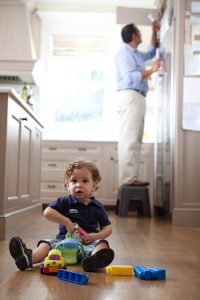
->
[41, 141, 154, 207]
[0, 3, 37, 62]
[0, 89, 43, 240]
[41, 141, 103, 203]
[139, 143, 154, 209]
[29, 125, 43, 203]
[101, 143, 119, 204]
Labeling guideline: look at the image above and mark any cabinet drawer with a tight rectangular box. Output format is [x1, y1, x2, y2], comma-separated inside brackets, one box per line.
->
[41, 196, 63, 204]
[41, 181, 64, 189]
[40, 182, 67, 201]
[40, 192, 67, 202]
[42, 160, 66, 170]
[41, 169, 64, 181]
[40, 181, 65, 199]
[42, 145, 102, 160]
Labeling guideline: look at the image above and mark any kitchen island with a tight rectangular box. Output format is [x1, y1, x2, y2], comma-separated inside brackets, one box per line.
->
[0, 88, 43, 240]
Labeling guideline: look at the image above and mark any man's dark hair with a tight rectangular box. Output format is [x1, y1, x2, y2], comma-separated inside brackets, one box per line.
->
[121, 23, 138, 43]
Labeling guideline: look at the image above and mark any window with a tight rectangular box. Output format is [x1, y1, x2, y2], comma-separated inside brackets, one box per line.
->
[40, 32, 119, 141]
[39, 12, 156, 142]
[50, 59, 105, 123]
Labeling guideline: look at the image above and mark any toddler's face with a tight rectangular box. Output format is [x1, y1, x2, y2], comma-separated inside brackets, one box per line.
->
[67, 167, 97, 203]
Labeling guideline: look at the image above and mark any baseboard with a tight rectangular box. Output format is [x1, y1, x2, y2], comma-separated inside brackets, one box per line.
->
[172, 208, 200, 226]
[0, 203, 42, 240]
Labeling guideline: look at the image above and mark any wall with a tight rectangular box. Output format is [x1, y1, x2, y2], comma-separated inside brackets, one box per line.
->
[172, 0, 200, 226]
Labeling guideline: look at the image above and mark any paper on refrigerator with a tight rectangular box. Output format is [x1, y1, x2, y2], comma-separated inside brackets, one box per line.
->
[192, 24, 200, 53]
[182, 77, 200, 131]
[184, 44, 200, 75]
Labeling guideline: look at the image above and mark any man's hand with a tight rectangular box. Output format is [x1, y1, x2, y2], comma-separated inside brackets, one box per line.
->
[151, 20, 160, 47]
[151, 59, 161, 73]
[152, 20, 160, 33]
[141, 59, 160, 80]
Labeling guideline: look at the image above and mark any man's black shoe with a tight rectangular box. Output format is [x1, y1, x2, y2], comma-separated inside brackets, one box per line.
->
[9, 236, 32, 271]
[124, 180, 149, 186]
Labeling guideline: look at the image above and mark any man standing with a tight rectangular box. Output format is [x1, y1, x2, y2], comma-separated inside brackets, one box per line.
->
[115, 21, 160, 187]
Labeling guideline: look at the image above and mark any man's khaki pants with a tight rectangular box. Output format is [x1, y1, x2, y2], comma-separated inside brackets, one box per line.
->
[117, 90, 146, 186]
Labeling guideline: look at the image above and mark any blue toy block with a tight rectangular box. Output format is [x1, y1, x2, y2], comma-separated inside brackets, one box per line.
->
[57, 269, 89, 285]
[133, 265, 166, 280]
[148, 267, 166, 280]
[133, 265, 151, 280]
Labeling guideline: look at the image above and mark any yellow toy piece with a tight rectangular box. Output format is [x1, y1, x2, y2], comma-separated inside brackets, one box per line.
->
[40, 249, 66, 274]
[106, 265, 133, 276]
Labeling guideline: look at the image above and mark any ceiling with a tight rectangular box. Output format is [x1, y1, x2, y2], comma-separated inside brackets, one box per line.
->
[20, 0, 161, 13]
[4, 0, 160, 52]
[34, 0, 159, 8]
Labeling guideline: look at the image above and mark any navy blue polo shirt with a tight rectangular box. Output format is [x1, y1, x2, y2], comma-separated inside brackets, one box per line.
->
[48, 194, 111, 240]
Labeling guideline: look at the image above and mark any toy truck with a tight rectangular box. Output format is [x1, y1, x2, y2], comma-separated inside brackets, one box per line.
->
[40, 249, 66, 274]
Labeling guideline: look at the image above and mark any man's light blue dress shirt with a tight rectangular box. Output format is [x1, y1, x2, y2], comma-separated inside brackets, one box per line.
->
[115, 43, 156, 95]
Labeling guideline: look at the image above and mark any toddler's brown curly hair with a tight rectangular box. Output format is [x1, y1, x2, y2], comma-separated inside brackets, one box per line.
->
[64, 160, 102, 191]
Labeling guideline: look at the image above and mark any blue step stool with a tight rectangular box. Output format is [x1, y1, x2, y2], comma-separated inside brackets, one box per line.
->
[116, 185, 151, 217]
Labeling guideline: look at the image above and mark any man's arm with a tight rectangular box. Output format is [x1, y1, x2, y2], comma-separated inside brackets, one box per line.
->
[141, 20, 160, 80]
[141, 21, 159, 64]
[151, 20, 159, 47]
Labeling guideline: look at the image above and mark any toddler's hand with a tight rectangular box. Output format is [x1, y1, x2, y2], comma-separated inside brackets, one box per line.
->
[66, 219, 75, 235]
[82, 233, 98, 245]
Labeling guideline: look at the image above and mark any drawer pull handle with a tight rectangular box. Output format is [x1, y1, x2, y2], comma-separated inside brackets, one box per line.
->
[49, 147, 57, 150]
[110, 157, 118, 163]
[78, 147, 86, 151]
[47, 185, 56, 189]
[48, 163, 57, 167]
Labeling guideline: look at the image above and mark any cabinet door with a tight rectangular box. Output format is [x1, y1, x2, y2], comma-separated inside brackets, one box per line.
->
[18, 116, 32, 200]
[5, 98, 32, 212]
[102, 143, 119, 202]
[29, 126, 42, 203]
[5, 101, 20, 203]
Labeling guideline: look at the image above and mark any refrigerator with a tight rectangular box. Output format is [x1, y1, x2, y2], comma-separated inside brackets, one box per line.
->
[154, 0, 200, 226]
[154, 0, 174, 214]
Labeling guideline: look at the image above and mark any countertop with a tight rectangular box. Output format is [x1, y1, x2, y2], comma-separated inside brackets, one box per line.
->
[0, 87, 43, 127]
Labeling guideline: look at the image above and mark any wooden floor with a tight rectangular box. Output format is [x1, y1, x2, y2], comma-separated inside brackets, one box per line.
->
[1, 211, 200, 300]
